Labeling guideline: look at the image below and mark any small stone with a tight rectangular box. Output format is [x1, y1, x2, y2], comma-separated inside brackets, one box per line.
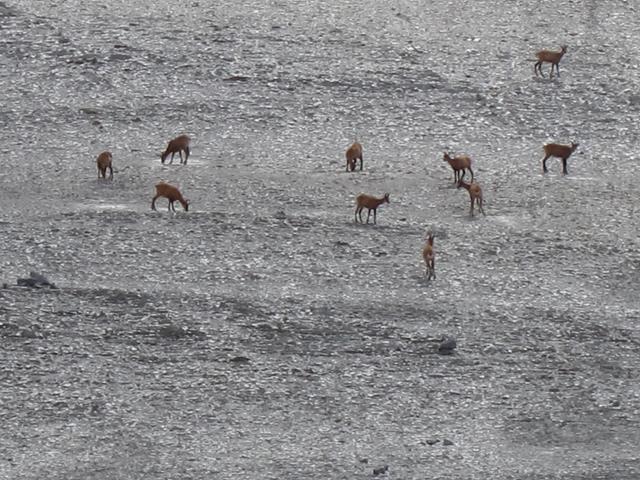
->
[438, 335, 457, 354]
[443, 439, 454, 446]
[373, 465, 388, 475]
[230, 355, 250, 363]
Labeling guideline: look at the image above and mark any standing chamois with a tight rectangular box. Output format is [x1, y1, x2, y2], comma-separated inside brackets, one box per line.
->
[534, 45, 567, 78]
[541, 142, 579, 175]
[422, 233, 435, 280]
[354, 193, 389, 224]
[346, 142, 363, 172]
[161, 135, 191, 165]
[96, 151, 113, 180]
[151, 182, 190, 212]
[457, 179, 485, 217]
[443, 152, 474, 183]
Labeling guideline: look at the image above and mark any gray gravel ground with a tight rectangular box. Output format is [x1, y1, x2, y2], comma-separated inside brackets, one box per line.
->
[1, 0, 640, 478]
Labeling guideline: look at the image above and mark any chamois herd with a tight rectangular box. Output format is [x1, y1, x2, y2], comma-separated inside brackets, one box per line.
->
[93, 45, 577, 281]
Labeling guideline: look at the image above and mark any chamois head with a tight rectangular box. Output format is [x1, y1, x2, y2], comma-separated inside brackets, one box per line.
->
[383, 193, 390, 204]
[570, 142, 579, 151]
[560, 45, 568, 53]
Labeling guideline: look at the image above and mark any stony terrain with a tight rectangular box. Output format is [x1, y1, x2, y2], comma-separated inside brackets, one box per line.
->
[1, 0, 639, 478]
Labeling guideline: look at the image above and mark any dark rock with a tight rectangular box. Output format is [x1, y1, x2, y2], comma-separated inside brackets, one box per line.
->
[224, 75, 250, 82]
[158, 324, 187, 339]
[230, 355, 251, 363]
[68, 53, 99, 65]
[443, 438, 454, 446]
[16, 271, 57, 289]
[373, 465, 388, 476]
[425, 438, 439, 445]
[437, 335, 457, 354]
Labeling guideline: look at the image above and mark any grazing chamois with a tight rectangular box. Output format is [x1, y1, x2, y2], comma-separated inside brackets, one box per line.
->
[457, 179, 485, 217]
[422, 233, 435, 280]
[161, 135, 191, 165]
[355, 192, 389, 224]
[345, 142, 363, 172]
[541, 142, 579, 174]
[96, 151, 113, 179]
[151, 182, 190, 212]
[534, 45, 567, 78]
[443, 152, 474, 183]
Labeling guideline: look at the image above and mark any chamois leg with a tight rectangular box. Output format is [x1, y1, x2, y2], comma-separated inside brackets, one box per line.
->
[562, 158, 568, 175]
[373, 208, 377, 224]
[432, 258, 436, 279]
[469, 197, 475, 217]
[534, 61, 542, 77]
[459, 168, 466, 182]
[478, 197, 486, 216]
[151, 195, 159, 210]
[108, 166, 113, 179]
[542, 155, 550, 173]
[359, 154, 363, 171]
[355, 206, 361, 223]
[468, 166, 474, 182]
[184, 147, 190, 164]
[366, 209, 372, 224]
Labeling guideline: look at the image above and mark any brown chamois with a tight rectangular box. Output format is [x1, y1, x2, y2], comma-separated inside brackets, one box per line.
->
[151, 182, 190, 212]
[161, 135, 191, 165]
[534, 45, 567, 78]
[541, 142, 579, 175]
[422, 233, 435, 280]
[457, 179, 485, 217]
[355, 192, 389, 224]
[443, 152, 474, 183]
[345, 142, 363, 172]
[96, 151, 113, 180]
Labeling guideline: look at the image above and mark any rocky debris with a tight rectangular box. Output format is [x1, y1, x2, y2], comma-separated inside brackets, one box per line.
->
[157, 324, 206, 340]
[373, 465, 388, 476]
[230, 355, 251, 363]
[0, 1, 17, 17]
[437, 335, 457, 355]
[442, 439, 454, 446]
[15, 271, 58, 289]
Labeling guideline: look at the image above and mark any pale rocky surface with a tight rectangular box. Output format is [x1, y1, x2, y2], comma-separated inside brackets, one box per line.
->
[1, 1, 640, 478]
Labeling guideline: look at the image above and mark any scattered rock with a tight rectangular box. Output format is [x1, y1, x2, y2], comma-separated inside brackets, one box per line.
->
[437, 335, 457, 355]
[80, 107, 100, 115]
[0, 2, 17, 17]
[274, 210, 286, 220]
[158, 324, 206, 340]
[373, 465, 388, 476]
[230, 355, 251, 363]
[223, 75, 250, 82]
[158, 324, 188, 339]
[443, 438, 454, 446]
[16, 271, 57, 289]
[425, 438, 440, 445]
[68, 53, 99, 65]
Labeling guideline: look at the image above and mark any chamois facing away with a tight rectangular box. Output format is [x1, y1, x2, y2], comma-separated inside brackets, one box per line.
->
[443, 152, 474, 183]
[151, 182, 190, 212]
[534, 45, 567, 78]
[422, 233, 435, 280]
[355, 193, 389, 224]
[161, 135, 191, 165]
[541, 142, 579, 175]
[346, 142, 363, 172]
[457, 179, 485, 217]
[96, 151, 113, 180]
